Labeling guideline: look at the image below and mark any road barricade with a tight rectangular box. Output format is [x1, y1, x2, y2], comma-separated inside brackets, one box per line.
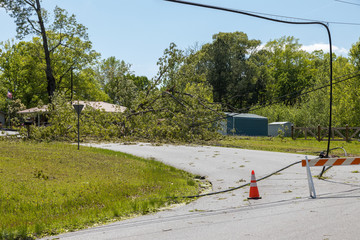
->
[302, 157, 360, 198]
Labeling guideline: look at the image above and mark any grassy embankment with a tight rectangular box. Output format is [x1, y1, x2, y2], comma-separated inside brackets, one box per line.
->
[216, 136, 360, 157]
[0, 141, 200, 239]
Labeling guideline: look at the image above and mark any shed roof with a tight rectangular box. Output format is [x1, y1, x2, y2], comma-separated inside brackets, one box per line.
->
[18, 101, 126, 114]
[269, 122, 292, 125]
[225, 112, 267, 119]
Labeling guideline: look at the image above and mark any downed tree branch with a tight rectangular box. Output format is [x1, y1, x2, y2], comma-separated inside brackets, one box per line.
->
[162, 91, 187, 108]
[126, 108, 169, 118]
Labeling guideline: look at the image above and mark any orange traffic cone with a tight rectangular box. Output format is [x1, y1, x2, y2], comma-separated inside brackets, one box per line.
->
[248, 170, 261, 199]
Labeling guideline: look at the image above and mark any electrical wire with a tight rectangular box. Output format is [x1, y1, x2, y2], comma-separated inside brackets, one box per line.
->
[335, 0, 360, 7]
[237, 6, 360, 26]
[172, 160, 302, 199]
[172, 146, 349, 199]
[165, 0, 360, 26]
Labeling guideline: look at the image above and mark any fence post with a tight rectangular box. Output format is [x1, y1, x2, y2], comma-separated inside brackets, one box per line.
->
[291, 125, 294, 140]
[317, 125, 321, 142]
[346, 124, 349, 142]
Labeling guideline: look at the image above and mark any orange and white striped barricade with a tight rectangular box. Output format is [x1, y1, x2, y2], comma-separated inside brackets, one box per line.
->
[302, 156, 360, 198]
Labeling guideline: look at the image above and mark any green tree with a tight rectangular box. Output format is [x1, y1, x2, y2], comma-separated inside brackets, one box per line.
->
[71, 68, 110, 102]
[264, 36, 314, 105]
[350, 39, 360, 69]
[332, 41, 360, 126]
[128, 75, 151, 91]
[0, 36, 105, 108]
[296, 50, 331, 127]
[0, 0, 90, 101]
[0, 39, 47, 108]
[96, 57, 137, 108]
[197, 32, 265, 111]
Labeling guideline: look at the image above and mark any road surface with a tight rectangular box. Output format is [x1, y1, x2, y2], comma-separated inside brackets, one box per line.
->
[43, 143, 360, 240]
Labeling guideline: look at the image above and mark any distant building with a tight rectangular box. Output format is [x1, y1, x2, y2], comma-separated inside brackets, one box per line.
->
[17, 101, 126, 126]
[18, 101, 126, 114]
[221, 113, 268, 136]
[268, 122, 293, 137]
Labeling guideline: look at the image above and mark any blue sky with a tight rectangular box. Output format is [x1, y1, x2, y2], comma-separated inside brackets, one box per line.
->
[1, 0, 360, 78]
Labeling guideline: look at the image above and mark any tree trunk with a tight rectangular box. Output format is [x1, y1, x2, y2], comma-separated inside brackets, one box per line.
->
[35, 0, 56, 102]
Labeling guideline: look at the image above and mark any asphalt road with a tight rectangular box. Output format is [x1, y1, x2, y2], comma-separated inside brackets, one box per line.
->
[43, 143, 360, 240]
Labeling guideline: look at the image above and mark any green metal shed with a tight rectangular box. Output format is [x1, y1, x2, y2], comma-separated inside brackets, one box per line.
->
[225, 112, 268, 136]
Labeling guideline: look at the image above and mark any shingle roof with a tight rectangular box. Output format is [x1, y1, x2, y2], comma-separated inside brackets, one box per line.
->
[18, 101, 126, 114]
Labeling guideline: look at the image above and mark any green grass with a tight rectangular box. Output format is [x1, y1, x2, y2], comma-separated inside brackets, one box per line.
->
[214, 136, 360, 157]
[0, 141, 199, 239]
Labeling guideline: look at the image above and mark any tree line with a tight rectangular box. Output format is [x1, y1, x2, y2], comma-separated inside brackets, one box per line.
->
[1, 1, 360, 141]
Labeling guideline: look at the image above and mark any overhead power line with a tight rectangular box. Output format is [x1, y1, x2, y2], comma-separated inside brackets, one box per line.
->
[335, 0, 360, 7]
[240, 7, 360, 26]
[164, 0, 360, 26]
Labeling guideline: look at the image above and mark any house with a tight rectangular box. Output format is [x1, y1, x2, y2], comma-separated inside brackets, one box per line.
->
[17, 101, 126, 126]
